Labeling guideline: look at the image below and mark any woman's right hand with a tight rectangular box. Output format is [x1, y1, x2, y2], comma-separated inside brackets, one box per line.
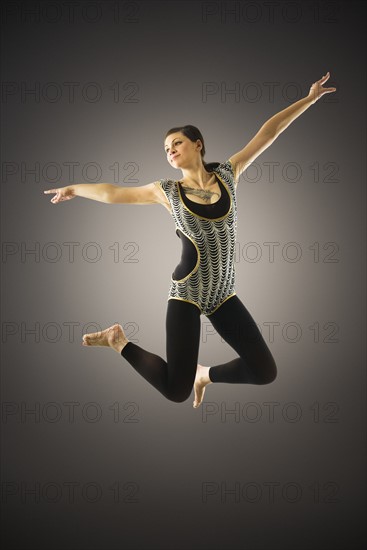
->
[43, 186, 76, 204]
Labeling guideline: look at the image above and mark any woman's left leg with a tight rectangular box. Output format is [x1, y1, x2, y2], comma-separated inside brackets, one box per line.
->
[206, 295, 277, 385]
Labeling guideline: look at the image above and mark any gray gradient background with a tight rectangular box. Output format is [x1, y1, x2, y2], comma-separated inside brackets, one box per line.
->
[1, 1, 366, 549]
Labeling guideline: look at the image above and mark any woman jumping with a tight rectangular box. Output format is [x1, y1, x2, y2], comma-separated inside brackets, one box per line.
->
[44, 72, 336, 408]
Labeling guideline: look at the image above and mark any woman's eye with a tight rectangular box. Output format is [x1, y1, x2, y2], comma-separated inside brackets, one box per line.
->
[166, 141, 181, 153]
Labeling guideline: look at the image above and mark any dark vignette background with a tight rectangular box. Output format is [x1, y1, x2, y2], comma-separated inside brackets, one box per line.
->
[1, 1, 366, 549]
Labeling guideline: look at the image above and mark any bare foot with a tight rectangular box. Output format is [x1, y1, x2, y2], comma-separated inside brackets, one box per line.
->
[82, 323, 129, 354]
[193, 363, 212, 409]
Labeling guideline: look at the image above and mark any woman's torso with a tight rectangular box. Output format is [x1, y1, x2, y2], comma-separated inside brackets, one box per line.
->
[154, 159, 238, 315]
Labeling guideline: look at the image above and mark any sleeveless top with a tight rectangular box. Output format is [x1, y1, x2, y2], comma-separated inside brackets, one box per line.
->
[155, 159, 237, 316]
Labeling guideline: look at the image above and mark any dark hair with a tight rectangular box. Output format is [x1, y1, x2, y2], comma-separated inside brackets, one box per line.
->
[165, 124, 220, 172]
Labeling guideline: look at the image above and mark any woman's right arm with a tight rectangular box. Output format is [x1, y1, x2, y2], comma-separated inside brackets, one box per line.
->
[43, 181, 168, 207]
[44, 183, 117, 204]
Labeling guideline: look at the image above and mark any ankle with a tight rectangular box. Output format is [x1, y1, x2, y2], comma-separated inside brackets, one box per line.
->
[206, 367, 212, 384]
[116, 339, 129, 354]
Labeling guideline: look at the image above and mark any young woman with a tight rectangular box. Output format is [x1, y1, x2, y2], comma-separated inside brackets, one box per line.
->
[44, 73, 336, 408]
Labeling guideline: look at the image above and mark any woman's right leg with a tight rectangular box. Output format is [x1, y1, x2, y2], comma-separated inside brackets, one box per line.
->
[121, 299, 201, 403]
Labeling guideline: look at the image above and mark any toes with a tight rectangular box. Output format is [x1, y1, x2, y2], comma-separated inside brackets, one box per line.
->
[193, 386, 202, 408]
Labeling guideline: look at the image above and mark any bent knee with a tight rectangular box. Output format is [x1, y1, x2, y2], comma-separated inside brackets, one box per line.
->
[257, 363, 277, 385]
[167, 388, 192, 404]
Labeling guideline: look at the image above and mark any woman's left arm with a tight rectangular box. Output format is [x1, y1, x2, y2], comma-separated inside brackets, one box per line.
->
[261, 71, 337, 135]
[229, 72, 337, 182]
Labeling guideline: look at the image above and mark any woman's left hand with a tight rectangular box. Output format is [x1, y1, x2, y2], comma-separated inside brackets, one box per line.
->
[308, 72, 337, 103]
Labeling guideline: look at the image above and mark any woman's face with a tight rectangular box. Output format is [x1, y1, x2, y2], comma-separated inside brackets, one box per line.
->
[164, 133, 200, 167]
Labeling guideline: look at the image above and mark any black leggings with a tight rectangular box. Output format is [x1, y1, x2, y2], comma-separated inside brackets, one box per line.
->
[121, 295, 277, 403]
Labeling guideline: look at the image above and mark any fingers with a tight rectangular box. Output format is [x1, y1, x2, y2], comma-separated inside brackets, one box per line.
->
[44, 188, 61, 203]
[319, 71, 336, 93]
[43, 188, 74, 204]
[315, 72, 336, 94]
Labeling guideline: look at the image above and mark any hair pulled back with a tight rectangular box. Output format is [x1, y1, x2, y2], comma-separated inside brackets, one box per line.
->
[165, 124, 220, 172]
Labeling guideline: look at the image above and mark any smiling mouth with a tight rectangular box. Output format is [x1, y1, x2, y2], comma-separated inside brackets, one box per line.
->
[171, 155, 179, 160]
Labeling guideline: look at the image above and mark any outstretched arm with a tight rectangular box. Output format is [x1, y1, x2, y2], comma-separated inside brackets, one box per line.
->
[43, 182, 165, 206]
[261, 71, 336, 134]
[44, 183, 118, 204]
[229, 72, 337, 182]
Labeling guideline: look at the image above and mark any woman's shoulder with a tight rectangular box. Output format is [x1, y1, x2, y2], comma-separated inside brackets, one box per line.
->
[155, 178, 176, 192]
[212, 159, 237, 187]
[154, 179, 177, 204]
[213, 159, 235, 175]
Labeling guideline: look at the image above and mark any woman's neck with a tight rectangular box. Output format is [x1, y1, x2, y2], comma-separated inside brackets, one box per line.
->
[179, 165, 214, 189]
